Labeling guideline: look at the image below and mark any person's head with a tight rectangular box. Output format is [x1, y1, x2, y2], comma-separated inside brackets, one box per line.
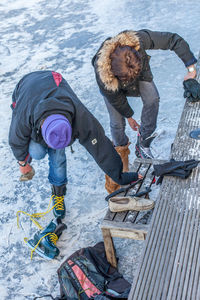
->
[110, 45, 142, 82]
[41, 114, 72, 149]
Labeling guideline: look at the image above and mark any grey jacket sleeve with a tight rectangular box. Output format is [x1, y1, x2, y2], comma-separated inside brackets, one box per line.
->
[138, 29, 197, 67]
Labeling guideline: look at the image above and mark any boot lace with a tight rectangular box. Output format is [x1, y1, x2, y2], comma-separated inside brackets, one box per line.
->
[48, 232, 58, 245]
[53, 195, 65, 211]
[16, 197, 63, 259]
[24, 232, 58, 259]
[16, 195, 65, 228]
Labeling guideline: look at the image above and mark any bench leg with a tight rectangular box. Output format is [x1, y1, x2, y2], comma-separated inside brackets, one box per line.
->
[101, 228, 117, 268]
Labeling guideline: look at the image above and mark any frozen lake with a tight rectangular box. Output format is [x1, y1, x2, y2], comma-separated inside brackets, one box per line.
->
[0, 0, 199, 299]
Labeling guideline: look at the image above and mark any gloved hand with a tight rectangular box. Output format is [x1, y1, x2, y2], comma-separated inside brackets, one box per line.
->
[183, 79, 200, 102]
[19, 164, 35, 181]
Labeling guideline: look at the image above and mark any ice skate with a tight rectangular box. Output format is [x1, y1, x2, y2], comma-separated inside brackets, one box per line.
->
[26, 218, 67, 260]
[135, 132, 157, 159]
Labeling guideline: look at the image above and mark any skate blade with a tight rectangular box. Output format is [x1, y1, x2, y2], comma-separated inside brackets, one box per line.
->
[26, 240, 54, 260]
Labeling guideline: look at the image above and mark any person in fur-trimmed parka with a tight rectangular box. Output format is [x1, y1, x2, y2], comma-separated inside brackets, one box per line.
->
[92, 29, 197, 193]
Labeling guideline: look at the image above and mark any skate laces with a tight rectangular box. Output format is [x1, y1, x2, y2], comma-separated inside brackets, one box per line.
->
[52, 195, 65, 211]
[16, 195, 64, 229]
[16, 211, 44, 230]
[24, 232, 58, 260]
[49, 232, 58, 245]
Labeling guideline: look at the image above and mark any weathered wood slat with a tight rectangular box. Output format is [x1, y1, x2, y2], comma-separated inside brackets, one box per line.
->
[109, 229, 146, 240]
[101, 228, 117, 268]
[101, 220, 149, 232]
[101, 220, 148, 240]
[134, 157, 168, 165]
[129, 53, 200, 300]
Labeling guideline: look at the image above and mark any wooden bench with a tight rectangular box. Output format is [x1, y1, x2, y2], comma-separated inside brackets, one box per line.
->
[128, 56, 200, 299]
[101, 157, 165, 268]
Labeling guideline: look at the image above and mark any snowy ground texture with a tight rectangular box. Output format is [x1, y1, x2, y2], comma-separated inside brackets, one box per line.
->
[0, 0, 199, 299]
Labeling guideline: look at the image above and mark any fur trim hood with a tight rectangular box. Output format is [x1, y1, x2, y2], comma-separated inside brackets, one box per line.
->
[95, 31, 141, 92]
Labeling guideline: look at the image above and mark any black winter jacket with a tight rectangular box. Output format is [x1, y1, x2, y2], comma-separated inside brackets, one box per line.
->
[9, 71, 138, 185]
[92, 29, 197, 118]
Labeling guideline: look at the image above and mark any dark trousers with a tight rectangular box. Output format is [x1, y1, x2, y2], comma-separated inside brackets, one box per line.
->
[104, 80, 160, 146]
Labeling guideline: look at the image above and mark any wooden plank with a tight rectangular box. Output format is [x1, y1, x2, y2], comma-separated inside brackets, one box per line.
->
[101, 228, 117, 268]
[101, 220, 148, 240]
[128, 53, 200, 300]
[104, 209, 116, 221]
[129, 167, 200, 299]
[134, 157, 168, 165]
[101, 219, 149, 232]
[167, 169, 200, 300]
[150, 177, 188, 298]
[110, 229, 146, 240]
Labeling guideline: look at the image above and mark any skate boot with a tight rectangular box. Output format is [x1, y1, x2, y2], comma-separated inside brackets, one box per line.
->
[52, 184, 66, 219]
[135, 132, 157, 159]
[26, 218, 67, 259]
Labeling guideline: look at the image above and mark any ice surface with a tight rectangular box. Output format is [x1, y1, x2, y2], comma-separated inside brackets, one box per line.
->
[0, 0, 199, 298]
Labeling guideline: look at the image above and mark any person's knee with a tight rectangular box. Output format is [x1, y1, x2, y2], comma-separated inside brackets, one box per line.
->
[110, 123, 125, 131]
[29, 142, 47, 160]
[110, 116, 126, 129]
[48, 149, 66, 165]
[140, 81, 160, 105]
[143, 96, 160, 111]
[31, 150, 46, 160]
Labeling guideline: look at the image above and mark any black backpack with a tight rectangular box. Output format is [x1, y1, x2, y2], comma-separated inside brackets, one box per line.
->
[34, 242, 130, 300]
[57, 242, 130, 300]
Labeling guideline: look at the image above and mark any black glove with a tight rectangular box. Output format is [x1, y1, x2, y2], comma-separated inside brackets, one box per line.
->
[183, 79, 200, 102]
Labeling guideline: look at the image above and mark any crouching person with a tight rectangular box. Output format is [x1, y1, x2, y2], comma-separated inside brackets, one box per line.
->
[9, 71, 144, 219]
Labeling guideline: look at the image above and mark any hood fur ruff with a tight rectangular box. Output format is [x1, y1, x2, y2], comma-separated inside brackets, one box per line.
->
[97, 31, 140, 92]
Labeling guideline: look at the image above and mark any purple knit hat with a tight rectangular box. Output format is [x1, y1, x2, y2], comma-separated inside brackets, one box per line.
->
[41, 114, 72, 149]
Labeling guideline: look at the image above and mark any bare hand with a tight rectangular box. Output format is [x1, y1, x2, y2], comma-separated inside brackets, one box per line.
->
[127, 117, 140, 131]
[19, 164, 35, 181]
[184, 65, 196, 81]
[19, 163, 32, 174]
[138, 174, 143, 180]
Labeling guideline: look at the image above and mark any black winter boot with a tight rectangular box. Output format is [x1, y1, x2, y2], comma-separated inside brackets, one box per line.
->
[51, 184, 66, 219]
[135, 133, 157, 159]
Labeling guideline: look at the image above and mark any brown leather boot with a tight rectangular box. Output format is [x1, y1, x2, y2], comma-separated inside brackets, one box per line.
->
[105, 174, 120, 194]
[115, 142, 130, 172]
[105, 142, 131, 194]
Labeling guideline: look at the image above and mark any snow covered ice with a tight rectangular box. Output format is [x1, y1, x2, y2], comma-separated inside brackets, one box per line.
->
[0, 0, 199, 299]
